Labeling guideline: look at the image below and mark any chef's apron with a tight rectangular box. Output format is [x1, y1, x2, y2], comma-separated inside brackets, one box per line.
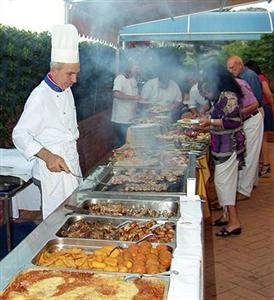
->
[38, 141, 82, 219]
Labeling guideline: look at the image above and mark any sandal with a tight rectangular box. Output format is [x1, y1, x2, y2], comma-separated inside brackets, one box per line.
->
[210, 204, 223, 211]
[216, 227, 242, 237]
[211, 218, 228, 227]
[259, 164, 271, 178]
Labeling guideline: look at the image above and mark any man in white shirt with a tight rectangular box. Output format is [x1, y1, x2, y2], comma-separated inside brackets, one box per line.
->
[141, 73, 182, 106]
[141, 72, 182, 121]
[188, 82, 210, 117]
[111, 61, 142, 148]
[12, 25, 82, 219]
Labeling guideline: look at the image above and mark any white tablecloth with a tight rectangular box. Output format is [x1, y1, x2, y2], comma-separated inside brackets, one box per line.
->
[167, 198, 203, 300]
[0, 148, 33, 181]
[168, 257, 201, 300]
[11, 183, 41, 218]
[0, 148, 41, 218]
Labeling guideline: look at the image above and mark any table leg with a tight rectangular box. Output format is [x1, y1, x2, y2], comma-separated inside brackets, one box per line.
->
[3, 198, 12, 252]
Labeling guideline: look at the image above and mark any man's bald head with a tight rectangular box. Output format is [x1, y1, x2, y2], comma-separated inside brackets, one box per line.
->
[227, 55, 244, 77]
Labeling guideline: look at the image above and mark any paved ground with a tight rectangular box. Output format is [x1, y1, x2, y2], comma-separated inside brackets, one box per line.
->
[204, 142, 274, 300]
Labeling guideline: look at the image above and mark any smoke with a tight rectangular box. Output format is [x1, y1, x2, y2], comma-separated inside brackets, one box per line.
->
[71, 0, 181, 43]
[69, 0, 226, 121]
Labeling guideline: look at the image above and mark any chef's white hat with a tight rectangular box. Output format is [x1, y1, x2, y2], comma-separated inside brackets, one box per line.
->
[51, 24, 79, 63]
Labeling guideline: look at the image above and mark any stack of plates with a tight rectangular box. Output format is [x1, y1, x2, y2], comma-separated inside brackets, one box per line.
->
[130, 123, 161, 149]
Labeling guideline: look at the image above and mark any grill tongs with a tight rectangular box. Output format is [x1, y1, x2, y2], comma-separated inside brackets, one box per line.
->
[64, 204, 91, 216]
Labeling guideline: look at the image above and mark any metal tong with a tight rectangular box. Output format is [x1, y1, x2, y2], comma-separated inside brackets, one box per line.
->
[124, 270, 179, 281]
[64, 204, 91, 216]
[108, 232, 155, 257]
[69, 171, 110, 185]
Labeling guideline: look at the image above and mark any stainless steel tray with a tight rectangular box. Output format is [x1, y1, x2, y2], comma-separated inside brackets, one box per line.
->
[76, 191, 183, 202]
[56, 215, 176, 244]
[32, 238, 130, 265]
[32, 238, 174, 274]
[1, 266, 170, 300]
[77, 197, 180, 220]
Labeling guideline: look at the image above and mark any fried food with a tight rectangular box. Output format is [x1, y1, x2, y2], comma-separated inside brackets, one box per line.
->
[35, 242, 172, 275]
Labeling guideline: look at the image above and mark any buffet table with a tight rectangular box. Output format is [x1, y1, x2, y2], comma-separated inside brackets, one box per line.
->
[0, 131, 204, 299]
[0, 190, 203, 299]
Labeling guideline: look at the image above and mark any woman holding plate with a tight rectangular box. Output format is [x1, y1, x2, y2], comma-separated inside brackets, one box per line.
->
[195, 63, 245, 237]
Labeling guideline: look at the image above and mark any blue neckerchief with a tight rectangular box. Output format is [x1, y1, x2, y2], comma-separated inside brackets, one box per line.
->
[44, 73, 63, 93]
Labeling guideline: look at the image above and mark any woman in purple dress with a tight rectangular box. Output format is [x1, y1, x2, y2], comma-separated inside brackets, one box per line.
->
[196, 64, 245, 237]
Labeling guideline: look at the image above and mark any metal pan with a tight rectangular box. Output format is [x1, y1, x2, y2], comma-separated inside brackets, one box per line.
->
[32, 238, 174, 276]
[76, 191, 182, 202]
[77, 197, 180, 219]
[1, 266, 170, 300]
[56, 216, 176, 244]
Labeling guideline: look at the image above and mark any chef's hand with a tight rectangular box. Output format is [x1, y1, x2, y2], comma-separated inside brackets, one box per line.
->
[36, 148, 70, 173]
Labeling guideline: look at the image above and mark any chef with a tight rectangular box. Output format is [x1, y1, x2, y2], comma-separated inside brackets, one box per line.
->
[12, 24, 82, 219]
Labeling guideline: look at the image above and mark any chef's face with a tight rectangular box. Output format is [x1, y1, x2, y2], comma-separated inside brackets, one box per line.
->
[52, 63, 80, 90]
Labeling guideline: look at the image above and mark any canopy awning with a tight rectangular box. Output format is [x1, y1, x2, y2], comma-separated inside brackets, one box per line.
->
[119, 11, 274, 42]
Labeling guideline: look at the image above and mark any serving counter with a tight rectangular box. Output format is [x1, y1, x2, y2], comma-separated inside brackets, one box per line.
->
[0, 154, 204, 299]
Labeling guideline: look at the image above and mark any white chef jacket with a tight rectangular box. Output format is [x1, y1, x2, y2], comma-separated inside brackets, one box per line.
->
[111, 74, 138, 124]
[141, 78, 182, 105]
[12, 74, 82, 219]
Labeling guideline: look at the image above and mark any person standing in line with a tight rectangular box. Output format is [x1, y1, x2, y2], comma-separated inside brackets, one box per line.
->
[227, 55, 264, 201]
[196, 64, 245, 236]
[13, 24, 82, 219]
[111, 60, 143, 148]
[245, 60, 273, 178]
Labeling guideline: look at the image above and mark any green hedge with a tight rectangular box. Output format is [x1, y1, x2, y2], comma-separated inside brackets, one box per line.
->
[0, 25, 116, 147]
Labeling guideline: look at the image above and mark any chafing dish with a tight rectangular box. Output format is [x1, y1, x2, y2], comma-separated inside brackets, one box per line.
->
[32, 238, 174, 277]
[56, 216, 176, 244]
[74, 197, 180, 220]
[0, 266, 170, 300]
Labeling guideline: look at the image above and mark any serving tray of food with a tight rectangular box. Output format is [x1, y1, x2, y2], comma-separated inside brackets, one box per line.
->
[56, 216, 176, 244]
[76, 197, 180, 220]
[32, 238, 174, 276]
[0, 267, 170, 300]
